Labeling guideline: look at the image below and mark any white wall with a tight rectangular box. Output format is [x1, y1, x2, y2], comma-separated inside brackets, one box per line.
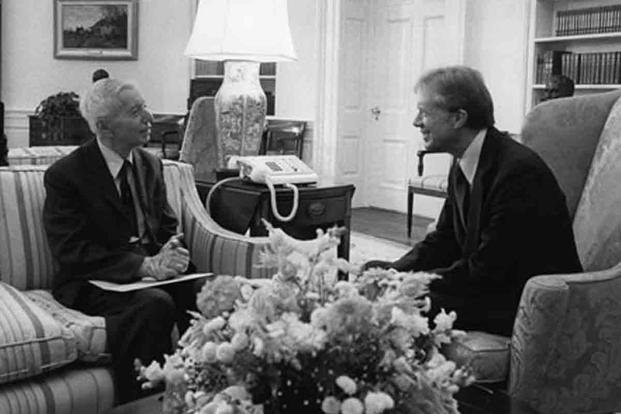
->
[2, 0, 194, 148]
[463, 0, 530, 134]
[275, 0, 319, 121]
[2, 0, 320, 149]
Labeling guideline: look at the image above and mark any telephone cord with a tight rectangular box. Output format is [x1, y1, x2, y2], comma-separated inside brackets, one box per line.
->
[266, 178, 299, 222]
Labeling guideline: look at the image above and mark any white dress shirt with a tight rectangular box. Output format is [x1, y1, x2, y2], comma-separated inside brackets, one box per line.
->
[457, 128, 487, 186]
[97, 140, 147, 243]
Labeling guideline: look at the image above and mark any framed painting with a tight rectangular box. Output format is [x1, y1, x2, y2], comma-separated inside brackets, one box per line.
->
[54, 0, 138, 60]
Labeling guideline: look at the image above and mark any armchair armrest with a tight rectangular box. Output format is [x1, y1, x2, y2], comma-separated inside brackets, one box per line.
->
[509, 263, 621, 414]
[173, 162, 276, 279]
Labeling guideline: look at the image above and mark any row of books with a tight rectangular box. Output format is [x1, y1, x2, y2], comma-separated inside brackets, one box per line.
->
[536, 50, 621, 85]
[556, 5, 621, 36]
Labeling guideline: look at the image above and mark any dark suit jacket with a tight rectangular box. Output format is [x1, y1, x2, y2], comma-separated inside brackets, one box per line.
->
[43, 139, 178, 306]
[393, 127, 582, 334]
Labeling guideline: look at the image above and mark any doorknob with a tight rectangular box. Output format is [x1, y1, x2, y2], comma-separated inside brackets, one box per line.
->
[370, 106, 381, 120]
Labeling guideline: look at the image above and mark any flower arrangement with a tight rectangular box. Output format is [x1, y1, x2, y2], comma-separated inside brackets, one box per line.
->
[138, 223, 473, 414]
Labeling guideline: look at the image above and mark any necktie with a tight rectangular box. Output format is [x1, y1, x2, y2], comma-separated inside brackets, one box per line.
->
[119, 160, 138, 237]
[454, 165, 470, 228]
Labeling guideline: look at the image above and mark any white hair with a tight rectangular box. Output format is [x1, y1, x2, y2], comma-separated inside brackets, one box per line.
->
[79, 78, 137, 133]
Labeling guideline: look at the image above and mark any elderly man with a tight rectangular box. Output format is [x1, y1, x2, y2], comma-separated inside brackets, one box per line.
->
[43, 78, 195, 402]
[364, 66, 582, 336]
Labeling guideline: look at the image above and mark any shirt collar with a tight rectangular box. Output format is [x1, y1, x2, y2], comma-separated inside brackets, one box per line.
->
[96, 139, 134, 179]
[458, 128, 487, 186]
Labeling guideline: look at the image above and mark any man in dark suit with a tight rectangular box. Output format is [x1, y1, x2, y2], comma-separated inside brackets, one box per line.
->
[364, 66, 582, 336]
[43, 78, 195, 402]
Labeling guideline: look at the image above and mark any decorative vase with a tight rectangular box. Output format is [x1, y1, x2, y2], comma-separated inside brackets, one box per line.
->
[214, 60, 267, 168]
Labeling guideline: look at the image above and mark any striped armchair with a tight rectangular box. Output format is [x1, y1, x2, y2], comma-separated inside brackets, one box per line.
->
[0, 153, 273, 413]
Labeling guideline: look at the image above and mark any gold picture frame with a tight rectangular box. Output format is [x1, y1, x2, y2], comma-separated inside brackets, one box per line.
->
[54, 0, 138, 60]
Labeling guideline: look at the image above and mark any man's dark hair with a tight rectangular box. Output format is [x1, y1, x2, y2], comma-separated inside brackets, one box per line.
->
[415, 65, 495, 129]
[92, 69, 110, 83]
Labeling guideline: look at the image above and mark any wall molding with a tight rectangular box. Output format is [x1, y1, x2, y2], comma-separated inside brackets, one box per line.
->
[314, 0, 341, 185]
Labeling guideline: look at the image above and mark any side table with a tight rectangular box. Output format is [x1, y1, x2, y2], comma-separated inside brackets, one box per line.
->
[196, 180, 355, 260]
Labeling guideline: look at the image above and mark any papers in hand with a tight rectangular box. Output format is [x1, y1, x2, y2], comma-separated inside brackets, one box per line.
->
[89, 273, 213, 293]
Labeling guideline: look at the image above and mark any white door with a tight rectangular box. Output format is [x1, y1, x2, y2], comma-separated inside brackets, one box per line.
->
[359, 0, 464, 213]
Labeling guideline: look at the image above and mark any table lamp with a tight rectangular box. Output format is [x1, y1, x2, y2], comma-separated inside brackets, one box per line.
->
[185, 0, 297, 168]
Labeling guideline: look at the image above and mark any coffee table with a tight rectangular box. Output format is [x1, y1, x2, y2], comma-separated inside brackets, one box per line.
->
[108, 393, 162, 414]
[109, 386, 539, 414]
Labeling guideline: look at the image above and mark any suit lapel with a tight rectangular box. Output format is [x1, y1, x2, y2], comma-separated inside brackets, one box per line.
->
[464, 128, 499, 255]
[82, 140, 126, 216]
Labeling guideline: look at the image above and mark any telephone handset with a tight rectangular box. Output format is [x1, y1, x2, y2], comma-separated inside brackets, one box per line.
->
[206, 155, 318, 223]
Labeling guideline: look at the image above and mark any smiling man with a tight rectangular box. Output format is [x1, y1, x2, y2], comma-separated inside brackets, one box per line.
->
[364, 66, 582, 336]
[43, 78, 197, 402]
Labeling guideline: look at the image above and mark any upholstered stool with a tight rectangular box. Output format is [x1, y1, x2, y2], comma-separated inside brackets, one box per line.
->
[443, 331, 511, 384]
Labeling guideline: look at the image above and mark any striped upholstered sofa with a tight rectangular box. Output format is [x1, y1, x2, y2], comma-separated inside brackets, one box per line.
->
[0, 152, 273, 413]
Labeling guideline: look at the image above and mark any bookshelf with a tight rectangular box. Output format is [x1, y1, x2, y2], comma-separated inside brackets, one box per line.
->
[527, 0, 621, 109]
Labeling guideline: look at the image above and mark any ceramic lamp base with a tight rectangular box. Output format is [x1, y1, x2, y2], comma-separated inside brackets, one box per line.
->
[214, 61, 267, 168]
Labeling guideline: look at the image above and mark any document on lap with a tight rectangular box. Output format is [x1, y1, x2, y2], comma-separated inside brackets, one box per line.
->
[89, 273, 213, 292]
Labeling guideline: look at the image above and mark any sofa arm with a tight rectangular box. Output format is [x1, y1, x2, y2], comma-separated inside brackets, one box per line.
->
[508, 263, 621, 414]
[174, 161, 276, 279]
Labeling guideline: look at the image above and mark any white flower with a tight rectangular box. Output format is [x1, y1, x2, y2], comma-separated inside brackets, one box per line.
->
[222, 385, 250, 401]
[390, 307, 430, 337]
[204, 316, 227, 333]
[310, 307, 329, 328]
[228, 309, 253, 332]
[201, 342, 218, 363]
[230, 332, 249, 351]
[334, 281, 357, 298]
[266, 320, 286, 338]
[364, 392, 394, 414]
[252, 336, 265, 356]
[142, 360, 164, 383]
[216, 342, 235, 364]
[321, 396, 341, 414]
[335, 375, 357, 395]
[341, 397, 364, 414]
[433, 308, 457, 331]
[240, 284, 254, 301]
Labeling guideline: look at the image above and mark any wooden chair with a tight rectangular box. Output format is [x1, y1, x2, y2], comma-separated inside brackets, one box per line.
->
[406, 150, 448, 238]
[260, 119, 306, 158]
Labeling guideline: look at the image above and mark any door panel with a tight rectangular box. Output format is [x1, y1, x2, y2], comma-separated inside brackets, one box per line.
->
[337, 0, 369, 207]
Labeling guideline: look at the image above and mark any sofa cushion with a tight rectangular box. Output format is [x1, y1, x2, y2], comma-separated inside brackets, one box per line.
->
[7, 146, 77, 166]
[0, 365, 115, 414]
[0, 282, 77, 385]
[0, 165, 56, 290]
[443, 331, 510, 383]
[573, 95, 621, 271]
[25, 290, 109, 363]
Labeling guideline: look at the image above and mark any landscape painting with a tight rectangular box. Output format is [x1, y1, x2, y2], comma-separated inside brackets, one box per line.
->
[54, 0, 138, 60]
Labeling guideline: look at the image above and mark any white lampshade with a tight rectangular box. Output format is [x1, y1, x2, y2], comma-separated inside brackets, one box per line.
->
[185, 0, 297, 62]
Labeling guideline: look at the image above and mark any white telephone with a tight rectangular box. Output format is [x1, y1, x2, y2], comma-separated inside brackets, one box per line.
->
[227, 155, 319, 185]
[206, 155, 318, 223]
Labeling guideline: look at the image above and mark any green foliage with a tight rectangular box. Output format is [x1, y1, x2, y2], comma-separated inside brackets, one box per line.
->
[34, 92, 81, 128]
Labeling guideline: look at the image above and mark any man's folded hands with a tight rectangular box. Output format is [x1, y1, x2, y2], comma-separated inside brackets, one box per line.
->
[139, 234, 190, 280]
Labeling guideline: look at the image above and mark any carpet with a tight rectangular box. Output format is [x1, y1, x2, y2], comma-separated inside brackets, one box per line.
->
[348, 231, 410, 268]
